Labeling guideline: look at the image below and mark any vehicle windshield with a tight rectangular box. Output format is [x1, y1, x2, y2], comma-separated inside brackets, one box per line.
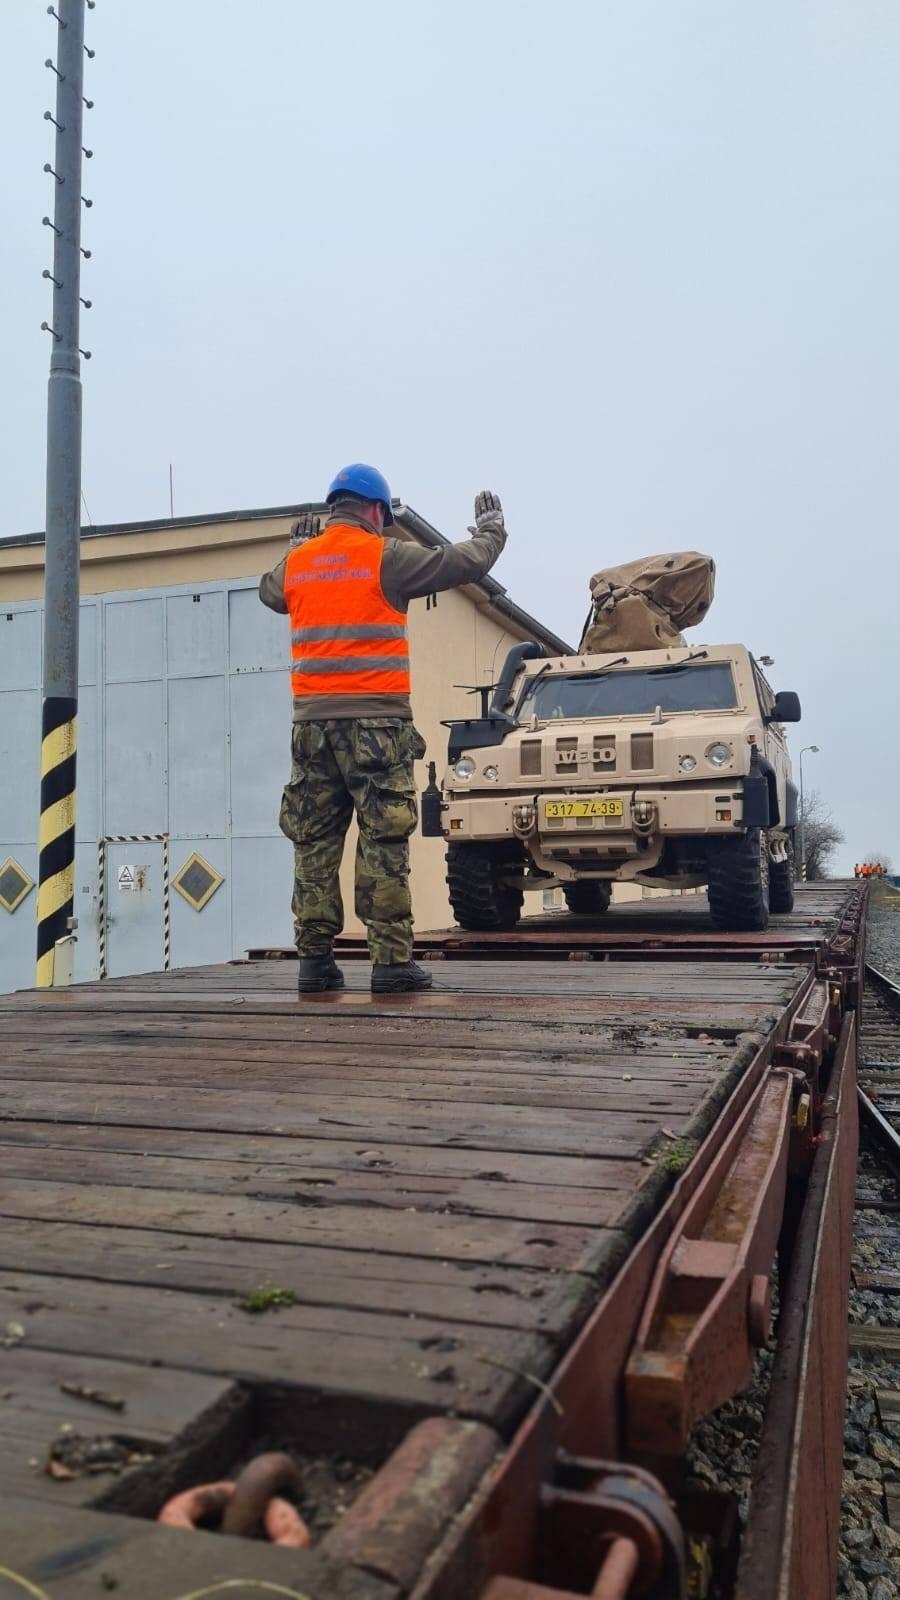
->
[518, 661, 738, 720]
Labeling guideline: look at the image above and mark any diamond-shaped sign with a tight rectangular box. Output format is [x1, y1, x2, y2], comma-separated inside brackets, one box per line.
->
[0, 858, 34, 915]
[172, 851, 223, 912]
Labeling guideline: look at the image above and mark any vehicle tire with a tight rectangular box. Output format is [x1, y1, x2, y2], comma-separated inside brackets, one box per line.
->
[562, 880, 612, 916]
[768, 831, 795, 915]
[707, 828, 770, 932]
[446, 842, 524, 931]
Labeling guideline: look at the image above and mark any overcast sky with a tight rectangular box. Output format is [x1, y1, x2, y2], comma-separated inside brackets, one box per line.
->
[3, 1, 898, 872]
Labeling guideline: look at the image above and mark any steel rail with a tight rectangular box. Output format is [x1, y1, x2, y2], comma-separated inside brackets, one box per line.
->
[860, 961, 900, 1178]
[864, 960, 900, 1009]
[857, 1086, 900, 1182]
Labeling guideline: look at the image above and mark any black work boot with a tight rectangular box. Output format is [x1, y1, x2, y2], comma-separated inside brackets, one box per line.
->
[297, 953, 345, 994]
[371, 960, 434, 994]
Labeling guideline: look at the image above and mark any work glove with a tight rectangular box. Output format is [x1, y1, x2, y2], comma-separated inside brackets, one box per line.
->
[290, 512, 319, 544]
[468, 489, 504, 536]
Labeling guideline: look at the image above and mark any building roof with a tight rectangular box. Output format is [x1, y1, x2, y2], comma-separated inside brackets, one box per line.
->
[0, 499, 573, 655]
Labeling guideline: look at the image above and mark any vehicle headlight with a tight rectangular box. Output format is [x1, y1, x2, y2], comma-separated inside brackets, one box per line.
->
[678, 754, 697, 773]
[453, 757, 477, 781]
[483, 764, 500, 782]
[706, 742, 732, 768]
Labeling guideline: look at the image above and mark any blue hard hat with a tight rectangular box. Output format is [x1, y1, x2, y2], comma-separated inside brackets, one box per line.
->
[326, 463, 395, 527]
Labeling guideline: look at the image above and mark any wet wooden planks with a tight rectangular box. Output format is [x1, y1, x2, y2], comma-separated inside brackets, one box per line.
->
[0, 955, 806, 1529]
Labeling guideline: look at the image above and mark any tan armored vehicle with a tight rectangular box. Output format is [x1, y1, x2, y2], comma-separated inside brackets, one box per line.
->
[423, 554, 801, 932]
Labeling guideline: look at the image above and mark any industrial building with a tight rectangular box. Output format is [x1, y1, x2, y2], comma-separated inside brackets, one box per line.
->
[0, 501, 568, 992]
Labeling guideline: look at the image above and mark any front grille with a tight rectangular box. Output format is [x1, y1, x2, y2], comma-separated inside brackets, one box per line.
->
[593, 736, 616, 773]
[520, 740, 542, 776]
[555, 736, 578, 773]
[631, 732, 654, 771]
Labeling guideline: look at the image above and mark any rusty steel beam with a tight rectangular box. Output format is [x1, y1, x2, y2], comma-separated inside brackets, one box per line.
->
[410, 1030, 780, 1600]
[734, 1012, 858, 1600]
[320, 1418, 499, 1592]
[624, 1068, 794, 1455]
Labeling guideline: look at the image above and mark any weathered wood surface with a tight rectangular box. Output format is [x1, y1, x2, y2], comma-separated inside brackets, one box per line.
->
[0, 1493, 399, 1599]
[0, 950, 813, 1577]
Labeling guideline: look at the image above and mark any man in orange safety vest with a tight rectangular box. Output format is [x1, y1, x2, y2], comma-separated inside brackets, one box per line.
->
[260, 465, 506, 993]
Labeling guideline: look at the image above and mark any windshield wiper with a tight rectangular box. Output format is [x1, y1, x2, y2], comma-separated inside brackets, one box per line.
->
[561, 655, 629, 680]
[643, 651, 709, 675]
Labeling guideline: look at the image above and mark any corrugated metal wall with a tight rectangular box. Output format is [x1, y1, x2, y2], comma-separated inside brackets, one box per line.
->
[0, 579, 294, 991]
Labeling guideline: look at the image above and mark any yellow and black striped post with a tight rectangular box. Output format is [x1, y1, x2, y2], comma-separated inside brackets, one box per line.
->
[36, 0, 91, 986]
[36, 701, 77, 987]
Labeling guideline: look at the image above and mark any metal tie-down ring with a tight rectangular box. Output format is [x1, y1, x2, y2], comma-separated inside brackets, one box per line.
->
[158, 1452, 310, 1548]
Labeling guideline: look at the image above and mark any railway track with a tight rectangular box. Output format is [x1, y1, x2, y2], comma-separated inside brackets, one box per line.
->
[840, 963, 900, 1595]
[858, 965, 900, 1182]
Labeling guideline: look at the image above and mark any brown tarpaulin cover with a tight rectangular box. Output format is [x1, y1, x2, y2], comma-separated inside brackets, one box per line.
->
[579, 551, 716, 652]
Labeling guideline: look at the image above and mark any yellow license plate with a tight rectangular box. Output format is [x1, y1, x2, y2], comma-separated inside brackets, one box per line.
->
[545, 798, 624, 819]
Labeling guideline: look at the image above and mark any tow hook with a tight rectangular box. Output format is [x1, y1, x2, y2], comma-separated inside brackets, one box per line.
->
[513, 802, 537, 836]
[632, 798, 656, 834]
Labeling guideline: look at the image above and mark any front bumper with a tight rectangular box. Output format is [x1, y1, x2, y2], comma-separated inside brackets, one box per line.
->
[442, 782, 747, 845]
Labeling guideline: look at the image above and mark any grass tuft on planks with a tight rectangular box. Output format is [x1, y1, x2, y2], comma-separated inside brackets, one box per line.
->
[238, 1287, 298, 1315]
[657, 1137, 699, 1177]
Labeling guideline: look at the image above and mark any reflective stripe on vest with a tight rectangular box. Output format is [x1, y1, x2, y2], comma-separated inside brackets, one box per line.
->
[283, 524, 410, 698]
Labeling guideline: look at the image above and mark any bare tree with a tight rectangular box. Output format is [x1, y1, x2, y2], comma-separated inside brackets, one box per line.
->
[800, 789, 844, 880]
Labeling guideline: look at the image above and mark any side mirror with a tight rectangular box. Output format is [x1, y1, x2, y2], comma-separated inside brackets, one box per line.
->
[766, 690, 801, 724]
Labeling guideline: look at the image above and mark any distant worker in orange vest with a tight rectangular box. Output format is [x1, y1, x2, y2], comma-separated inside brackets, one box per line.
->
[260, 465, 507, 994]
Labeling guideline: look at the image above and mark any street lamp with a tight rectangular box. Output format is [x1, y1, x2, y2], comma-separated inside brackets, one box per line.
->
[798, 745, 819, 881]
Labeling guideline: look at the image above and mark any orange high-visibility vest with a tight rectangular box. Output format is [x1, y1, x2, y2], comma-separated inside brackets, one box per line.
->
[284, 524, 410, 700]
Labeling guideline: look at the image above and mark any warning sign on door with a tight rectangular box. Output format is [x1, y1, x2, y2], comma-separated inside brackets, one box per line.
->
[117, 865, 136, 892]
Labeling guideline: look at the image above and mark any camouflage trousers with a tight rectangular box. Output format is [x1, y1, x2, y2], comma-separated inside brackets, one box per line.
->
[279, 719, 426, 965]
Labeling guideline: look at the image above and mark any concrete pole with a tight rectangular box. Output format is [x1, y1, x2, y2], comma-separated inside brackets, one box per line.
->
[36, 0, 89, 986]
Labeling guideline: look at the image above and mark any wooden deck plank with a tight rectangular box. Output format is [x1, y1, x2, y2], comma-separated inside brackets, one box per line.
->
[0, 1119, 647, 1189]
[0, 1083, 685, 1158]
[0, 1216, 581, 1335]
[0, 1495, 398, 1599]
[0, 1347, 229, 1439]
[0, 1067, 715, 1115]
[0, 1048, 728, 1086]
[0, 1176, 600, 1270]
[0, 955, 804, 995]
[0, 1142, 636, 1226]
[0, 1349, 232, 1510]
[0, 1012, 764, 1053]
[0, 1271, 553, 1428]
